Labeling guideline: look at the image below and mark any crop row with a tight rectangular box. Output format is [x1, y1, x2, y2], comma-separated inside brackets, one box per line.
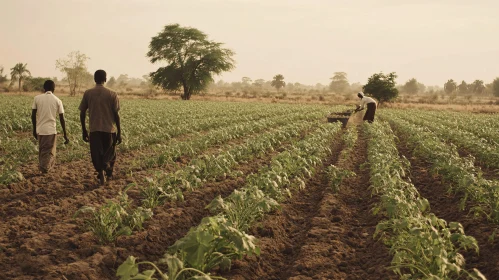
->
[385, 115, 499, 224]
[76, 119, 319, 243]
[364, 121, 484, 279]
[133, 109, 330, 170]
[1, 98, 336, 184]
[405, 109, 499, 145]
[383, 110, 499, 169]
[116, 122, 343, 280]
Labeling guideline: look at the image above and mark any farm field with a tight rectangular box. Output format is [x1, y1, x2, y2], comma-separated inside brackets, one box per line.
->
[1, 96, 499, 280]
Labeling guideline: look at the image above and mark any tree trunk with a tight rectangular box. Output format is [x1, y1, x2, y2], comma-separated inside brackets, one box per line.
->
[182, 84, 191, 100]
[18, 79, 21, 92]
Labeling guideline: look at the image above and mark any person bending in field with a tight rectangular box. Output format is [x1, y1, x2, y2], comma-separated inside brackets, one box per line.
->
[31, 80, 69, 173]
[79, 70, 122, 185]
[355, 92, 377, 123]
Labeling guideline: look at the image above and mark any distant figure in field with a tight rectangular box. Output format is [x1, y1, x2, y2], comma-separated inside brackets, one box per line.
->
[79, 70, 122, 185]
[31, 80, 69, 173]
[356, 92, 377, 123]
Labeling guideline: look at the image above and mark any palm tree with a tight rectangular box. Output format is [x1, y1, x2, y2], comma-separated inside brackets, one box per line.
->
[10, 63, 31, 92]
[271, 74, 286, 92]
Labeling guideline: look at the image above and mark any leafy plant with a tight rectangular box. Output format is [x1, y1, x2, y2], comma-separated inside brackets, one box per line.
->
[75, 185, 153, 243]
[326, 165, 355, 193]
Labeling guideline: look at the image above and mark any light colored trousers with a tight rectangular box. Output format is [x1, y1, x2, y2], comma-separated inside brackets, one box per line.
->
[38, 134, 57, 173]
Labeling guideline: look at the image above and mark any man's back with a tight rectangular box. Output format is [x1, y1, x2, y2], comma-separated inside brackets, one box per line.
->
[33, 92, 64, 135]
[79, 85, 120, 133]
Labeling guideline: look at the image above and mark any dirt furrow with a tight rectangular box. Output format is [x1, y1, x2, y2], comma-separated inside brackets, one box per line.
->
[0, 148, 281, 279]
[393, 130, 499, 278]
[285, 128, 395, 280]
[219, 127, 393, 280]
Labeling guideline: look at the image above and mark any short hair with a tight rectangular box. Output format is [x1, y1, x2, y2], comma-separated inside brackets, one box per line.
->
[357, 92, 364, 98]
[94, 70, 107, 84]
[43, 80, 55, 92]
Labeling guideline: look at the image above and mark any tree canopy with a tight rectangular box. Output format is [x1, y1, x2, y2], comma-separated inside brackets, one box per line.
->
[0, 66, 8, 83]
[492, 78, 499, 97]
[470, 80, 485, 94]
[271, 74, 285, 91]
[56, 51, 90, 96]
[329, 72, 349, 93]
[403, 78, 420, 94]
[362, 72, 398, 103]
[458, 81, 468, 94]
[444, 79, 457, 94]
[147, 24, 235, 100]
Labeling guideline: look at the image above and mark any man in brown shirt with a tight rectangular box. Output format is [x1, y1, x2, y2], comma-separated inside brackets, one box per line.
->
[79, 70, 122, 185]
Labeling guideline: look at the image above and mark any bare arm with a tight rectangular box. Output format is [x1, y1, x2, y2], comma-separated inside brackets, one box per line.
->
[114, 111, 122, 144]
[31, 109, 37, 140]
[59, 114, 69, 144]
[80, 110, 89, 142]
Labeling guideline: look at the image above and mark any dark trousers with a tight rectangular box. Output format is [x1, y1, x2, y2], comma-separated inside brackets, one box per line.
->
[363, 103, 377, 123]
[89, 131, 116, 176]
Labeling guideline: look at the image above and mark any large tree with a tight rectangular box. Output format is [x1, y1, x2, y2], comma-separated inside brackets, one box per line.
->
[492, 78, 499, 97]
[0, 66, 8, 83]
[271, 74, 286, 91]
[403, 78, 419, 94]
[458, 80, 469, 94]
[470, 79, 485, 94]
[56, 51, 90, 96]
[444, 79, 457, 94]
[10, 63, 31, 92]
[362, 72, 398, 104]
[147, 24, 235, 100]
[329, 72, 349, 93]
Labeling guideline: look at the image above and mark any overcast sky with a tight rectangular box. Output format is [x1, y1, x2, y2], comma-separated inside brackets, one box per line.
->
[1, 0, 498, 86]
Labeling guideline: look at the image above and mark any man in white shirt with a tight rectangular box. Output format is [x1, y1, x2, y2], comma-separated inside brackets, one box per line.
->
[31, 80, 69, 173]
[356, 92, 377, 123]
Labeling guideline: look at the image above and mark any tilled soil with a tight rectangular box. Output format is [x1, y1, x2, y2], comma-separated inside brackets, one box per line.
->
[394, 131, 499, 279]
[221, 127, 395, 280]
[0, 141, 282, 279]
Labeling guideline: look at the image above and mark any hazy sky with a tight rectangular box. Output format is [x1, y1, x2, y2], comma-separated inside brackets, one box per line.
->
[1, 0, 498, 86]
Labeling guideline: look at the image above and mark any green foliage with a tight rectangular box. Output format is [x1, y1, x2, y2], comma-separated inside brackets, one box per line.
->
[329, 72, 349, 93]
[55, 51, 90, 96]
[108, 76, 117, 88]
[362, 72, 398, 103]
[493, 78, 499, 97]
[270, 74, 285, 91]
[383, 111, 499, 224]
[206, 186, 280, 232]
[10, 63, 31, 92]
[402, 78, 419, 94]
[444, 79, 457, 94]
[23, 77, 50, 92]
[0, 66, 8, 83]
[148, 24, 235, 100]
[470, 79, 485, 94]
[326, 165, 355, 193]
[458, 80, 469, 94]
[74, 185, 153, 244]
[117, 121, 343, 279]
[365, 121, 483, 279]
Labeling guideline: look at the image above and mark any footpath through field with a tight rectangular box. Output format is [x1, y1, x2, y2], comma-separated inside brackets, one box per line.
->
[220, 126, 395, 280]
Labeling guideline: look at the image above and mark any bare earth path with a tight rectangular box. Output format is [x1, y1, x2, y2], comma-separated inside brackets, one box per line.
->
[220, 127, 395, 280]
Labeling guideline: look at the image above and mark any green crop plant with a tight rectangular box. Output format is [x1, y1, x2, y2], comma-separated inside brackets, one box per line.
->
[326, 165, 355, 193]
[75, 185, 153, 243]
[365, 121, 484, 279]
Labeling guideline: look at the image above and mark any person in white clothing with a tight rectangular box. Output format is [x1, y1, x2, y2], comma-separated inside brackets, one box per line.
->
[31, 80, 69, 173]
[356, 92, 377, 123]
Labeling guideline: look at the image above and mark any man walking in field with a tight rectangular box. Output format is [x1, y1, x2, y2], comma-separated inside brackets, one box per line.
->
[31, 80, 69, 173]
[79, 70, 122, 185]
[356, 92, 377, 123]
